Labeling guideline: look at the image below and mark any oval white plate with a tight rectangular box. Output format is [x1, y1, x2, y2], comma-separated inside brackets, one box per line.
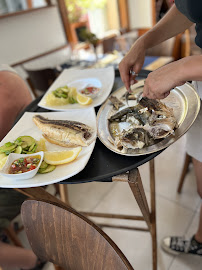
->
[38, 67, 114, 111]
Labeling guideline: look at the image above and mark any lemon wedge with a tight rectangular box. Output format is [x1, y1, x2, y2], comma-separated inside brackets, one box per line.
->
[68, 87, 78, 104]
[44, 147, 82, 165]
[77, 93, 93, 105]
[0, 156, 8, 169]
[36, 138, 47, 152]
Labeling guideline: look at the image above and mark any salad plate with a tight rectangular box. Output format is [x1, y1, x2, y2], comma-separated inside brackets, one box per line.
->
[38, 67, 114, 111]
[0, 109, 96, 188]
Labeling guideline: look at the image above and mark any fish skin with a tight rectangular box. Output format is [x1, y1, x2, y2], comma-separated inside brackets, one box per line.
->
[33, 115, 94, 147]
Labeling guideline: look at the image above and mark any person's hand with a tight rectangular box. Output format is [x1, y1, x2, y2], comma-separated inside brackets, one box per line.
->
[143, 60, 186, 99]
[119, 38, 146, 91]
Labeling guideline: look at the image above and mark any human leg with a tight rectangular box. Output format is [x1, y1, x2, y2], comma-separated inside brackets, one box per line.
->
[0, 241, 37, 269]
[161, 99, 202, 256]
[192, 158, 202, 243]
[161, 158, 202, 256]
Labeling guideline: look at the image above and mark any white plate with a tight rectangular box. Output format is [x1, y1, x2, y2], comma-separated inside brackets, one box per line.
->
[38, 67, 115, 111]
[0, 109, 97, 188]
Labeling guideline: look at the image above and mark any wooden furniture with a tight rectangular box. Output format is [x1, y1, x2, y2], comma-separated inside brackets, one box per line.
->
[177, 153, 192, 193]
[21, 199, 134, 270]
[14, 71, 171, 270]
[23, 67, 60, 97]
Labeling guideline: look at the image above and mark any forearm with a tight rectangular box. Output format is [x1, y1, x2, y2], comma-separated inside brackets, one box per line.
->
[137, 4, 193, 50]
[179, 55, 202, 81]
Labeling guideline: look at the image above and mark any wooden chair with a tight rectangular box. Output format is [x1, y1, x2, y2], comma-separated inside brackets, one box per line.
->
[23, 67, 59, 97]
[21, 199, 134, 270]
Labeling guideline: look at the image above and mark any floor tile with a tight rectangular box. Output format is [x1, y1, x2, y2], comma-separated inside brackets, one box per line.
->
[88, 182, 195, 269]
[139, 137, 200, 211]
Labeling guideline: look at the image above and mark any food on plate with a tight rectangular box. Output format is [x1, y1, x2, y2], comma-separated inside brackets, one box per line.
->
[45, 85, 92, 106]
[0, 136, 37, 155]
[77, 93, 93, 105]
[35, 138, 47, 152]
[46, 86, 70, 106]
[0, 156, 8, 169]
[38, 160, 56, 174]
[109, 95, 125, 110]
[108, 97, 178, 152]
[8, 155, 41, 174]
[0, 136, 55, 174]
[80, 85, 100, 98]
[44, 147, 82, 165]
[33, 115, 95, 147]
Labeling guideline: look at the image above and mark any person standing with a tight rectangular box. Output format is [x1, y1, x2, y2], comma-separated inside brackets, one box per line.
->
[119, 1, 202, 256]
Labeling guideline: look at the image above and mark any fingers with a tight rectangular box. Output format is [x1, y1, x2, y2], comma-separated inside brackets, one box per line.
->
[143, 80, 171, 100]
[119, 58, 139, 91]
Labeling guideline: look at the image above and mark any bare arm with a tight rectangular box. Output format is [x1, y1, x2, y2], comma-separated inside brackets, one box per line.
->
[140, 4, 193, 50]
[119, 4, 194, 90]
[143, 55, 202, 99]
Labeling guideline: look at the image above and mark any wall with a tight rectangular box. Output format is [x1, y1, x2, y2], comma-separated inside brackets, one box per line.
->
[128, 0, 153, 29]
[0, 6, 67, 65]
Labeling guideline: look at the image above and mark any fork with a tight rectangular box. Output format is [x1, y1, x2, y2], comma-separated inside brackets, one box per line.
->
[125, 84, 143, 106]
[125, 71, 139, 107]
[125, 87, 132, 107]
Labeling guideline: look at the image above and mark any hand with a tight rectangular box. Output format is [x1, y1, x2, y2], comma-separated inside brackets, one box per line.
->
[119, 38, 146, 91]
[143, 60, 186, 99]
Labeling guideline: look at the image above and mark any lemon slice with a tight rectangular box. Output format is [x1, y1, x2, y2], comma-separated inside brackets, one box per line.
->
[36, 138, 47, 152]
[77, 93, 93, 105]
[68, 87, 78, 104]
[44, 147, 82, 165]
[0, 156, 8, 169]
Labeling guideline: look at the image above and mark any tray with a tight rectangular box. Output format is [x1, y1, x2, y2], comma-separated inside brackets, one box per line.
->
[97, 80, 200, 156]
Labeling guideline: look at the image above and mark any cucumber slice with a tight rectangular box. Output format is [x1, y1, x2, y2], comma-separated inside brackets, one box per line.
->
[38, 164, 56, 174]
[29, 143, 36, 152]
[16, 136, 36, 148]
[21, 142, 28, 149]
[0, 144, 16, 153]
[39, 161, 48, 170]
[15, 146, 22, 154]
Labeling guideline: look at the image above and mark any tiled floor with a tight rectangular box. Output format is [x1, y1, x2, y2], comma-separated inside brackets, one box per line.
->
[17, 135, 202, 270]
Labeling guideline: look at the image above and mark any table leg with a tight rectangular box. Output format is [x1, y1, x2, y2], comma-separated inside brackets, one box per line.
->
[149, 159, 157, 270]
[128, 168, 151, 231]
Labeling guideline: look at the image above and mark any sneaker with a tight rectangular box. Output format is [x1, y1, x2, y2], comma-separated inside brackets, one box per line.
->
[161, 235, 202, 256]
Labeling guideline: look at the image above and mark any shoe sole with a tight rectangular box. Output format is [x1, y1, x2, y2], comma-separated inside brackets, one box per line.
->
[161, 242, 181, 256]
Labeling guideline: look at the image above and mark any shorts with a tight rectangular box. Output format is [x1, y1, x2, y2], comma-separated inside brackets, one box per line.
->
[186, 81, 202, 162]
[0, 189, 27, 230]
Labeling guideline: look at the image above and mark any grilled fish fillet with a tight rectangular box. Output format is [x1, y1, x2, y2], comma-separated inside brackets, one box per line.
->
[33, 115, 95, 147]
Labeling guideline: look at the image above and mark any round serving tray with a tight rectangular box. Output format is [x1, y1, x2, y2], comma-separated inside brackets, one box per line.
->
[97, 80, 201, 156]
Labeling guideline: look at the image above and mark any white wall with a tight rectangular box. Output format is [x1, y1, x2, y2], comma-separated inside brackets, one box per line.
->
[0, 6, 67, 65]
[128, 0, 153, 29]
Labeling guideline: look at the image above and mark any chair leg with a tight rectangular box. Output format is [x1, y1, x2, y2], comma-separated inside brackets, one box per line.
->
[58, 185, 70, 205]
[4, 225, 23, 248]
[177, 153, 191, 193]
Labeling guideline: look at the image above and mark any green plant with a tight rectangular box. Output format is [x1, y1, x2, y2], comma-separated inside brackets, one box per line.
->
[65, 0, 107, 23]
[79, 29, 99, 47]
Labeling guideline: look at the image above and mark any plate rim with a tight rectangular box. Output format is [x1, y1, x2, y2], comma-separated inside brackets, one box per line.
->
[0, 109, 97, 188]
[97, 82, 201, 156]
[38, 67, 115, 111]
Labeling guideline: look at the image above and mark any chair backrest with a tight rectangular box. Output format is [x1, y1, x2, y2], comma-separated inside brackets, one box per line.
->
[102, 34, 118, 54]
[21, 200, 134, 270]
[24, 68, 58, 92]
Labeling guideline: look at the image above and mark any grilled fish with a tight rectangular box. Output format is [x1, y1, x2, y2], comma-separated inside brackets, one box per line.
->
[108, 97, 178, 152]
[33, 115, 95, 147]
